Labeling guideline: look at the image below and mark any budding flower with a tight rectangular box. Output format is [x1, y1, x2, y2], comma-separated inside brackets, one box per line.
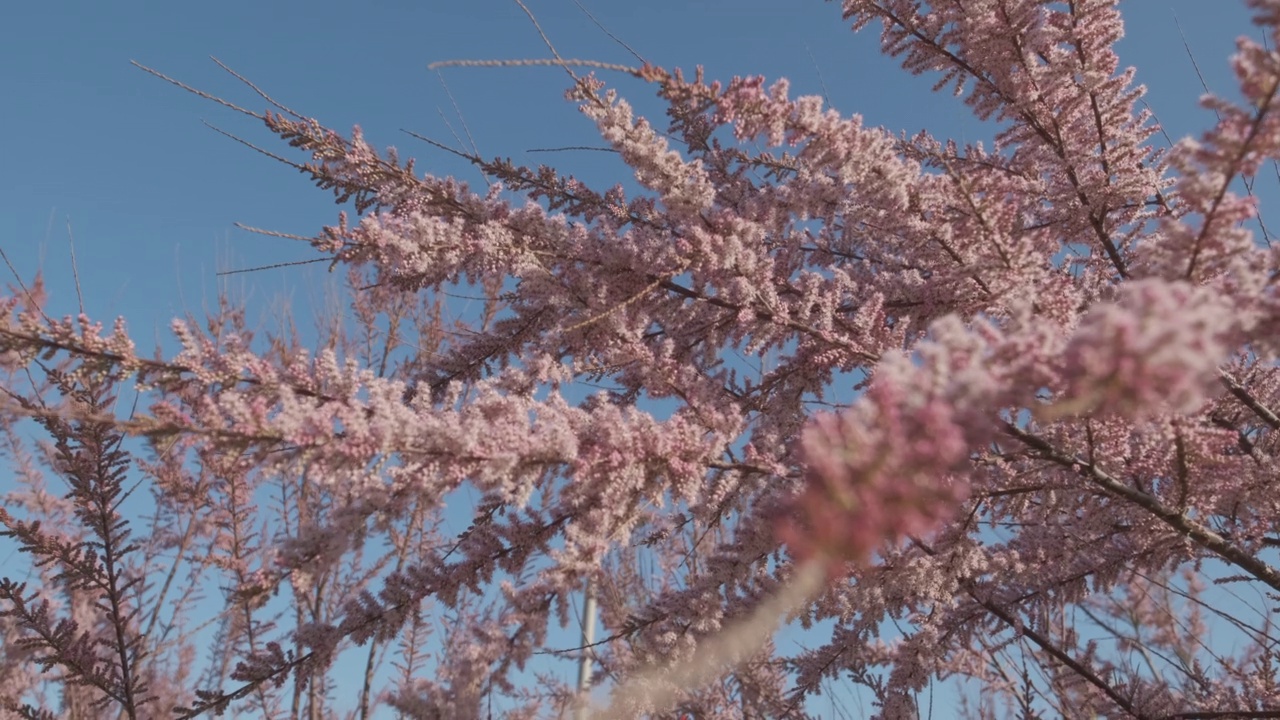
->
[776, 393, 968, 573]
[1043, 279, 1229, 421]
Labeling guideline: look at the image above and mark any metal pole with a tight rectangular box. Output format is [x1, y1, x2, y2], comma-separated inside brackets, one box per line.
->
[574, 576, 597, 720]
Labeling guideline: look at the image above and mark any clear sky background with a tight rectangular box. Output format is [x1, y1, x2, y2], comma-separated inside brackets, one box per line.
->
[1, 1, 1275, 717]
[0, 0, 1265, 332]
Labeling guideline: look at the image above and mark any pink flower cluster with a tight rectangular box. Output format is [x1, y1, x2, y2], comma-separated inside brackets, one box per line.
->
[10, 0, 1280, 717]
[779, 396, 969, 570]
[1051, 279, 1232, 419]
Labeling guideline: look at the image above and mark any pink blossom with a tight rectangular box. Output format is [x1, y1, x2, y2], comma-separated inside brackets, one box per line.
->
[1050, 279, 1232, 418]
[8, 1, 1280, 718]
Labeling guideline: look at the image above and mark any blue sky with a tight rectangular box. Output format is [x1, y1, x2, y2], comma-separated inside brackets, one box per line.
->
[1, 0, 1275, 717]
[0, 0, 1264, 332]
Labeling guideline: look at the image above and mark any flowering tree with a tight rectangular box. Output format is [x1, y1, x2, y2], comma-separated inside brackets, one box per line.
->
[6, 0, 1280, 717]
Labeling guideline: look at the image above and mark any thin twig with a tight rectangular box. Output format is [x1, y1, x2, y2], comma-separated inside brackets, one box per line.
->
[571, 0, 647, 64]
[201, 121, 310, 173]
[512, 0, 576, 84]
[1173, 14, 1217, 120]
[65, 217, 85, 316]
[400, 128, 484, 165]
[426, 58, 639, 74]
[209, 56, 305, 120]
[131, 61, 263, 119]
[233, 224, 316, 243]
[526, 146, 616, 153]
[804, 42, 834, 112]
[434, 70, 482, 159]
[0, 246, 51, 325]
[216, 259, 330, 276]
[433, 108, 471, 162]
